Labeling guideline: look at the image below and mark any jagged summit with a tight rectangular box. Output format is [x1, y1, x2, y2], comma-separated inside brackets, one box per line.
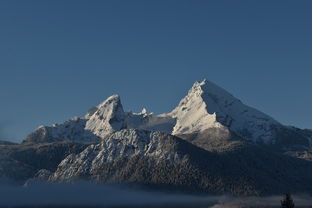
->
[170, 80, 223, 135]
[85, 94, 125, 138]
[85, 95, 121, 119]
[193, 79, 236, 99]
[99, 94, 121, 106]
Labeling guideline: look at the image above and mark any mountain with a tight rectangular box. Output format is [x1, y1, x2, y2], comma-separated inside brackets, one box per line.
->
[23, 79, 311, 149]
[2, 79, 312, 196]
[170, 80, 280, 141]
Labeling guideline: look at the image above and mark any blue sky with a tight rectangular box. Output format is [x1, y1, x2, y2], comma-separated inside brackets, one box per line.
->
[0, 0, 311, 142]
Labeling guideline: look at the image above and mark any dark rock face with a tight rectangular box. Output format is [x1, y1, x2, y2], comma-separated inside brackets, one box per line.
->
[0, 155, 34, 183]
[274, 126, 311, 149]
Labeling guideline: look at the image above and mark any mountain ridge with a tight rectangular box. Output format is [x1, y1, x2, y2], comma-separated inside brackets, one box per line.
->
[22, 79, 311, 148]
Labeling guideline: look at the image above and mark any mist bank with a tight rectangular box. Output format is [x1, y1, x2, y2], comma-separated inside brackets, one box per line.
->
[0, 181, 311, 208]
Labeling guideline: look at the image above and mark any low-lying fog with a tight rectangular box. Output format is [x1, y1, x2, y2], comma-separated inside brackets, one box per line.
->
[0, 179, 311, 208]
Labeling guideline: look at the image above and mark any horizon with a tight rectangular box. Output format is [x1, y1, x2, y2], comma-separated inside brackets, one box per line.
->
[1, 0, 311, 142]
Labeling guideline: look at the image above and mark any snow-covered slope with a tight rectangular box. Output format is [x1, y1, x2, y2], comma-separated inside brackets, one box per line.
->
[125, 110, 175, 133]
[23, 117, 99, 143]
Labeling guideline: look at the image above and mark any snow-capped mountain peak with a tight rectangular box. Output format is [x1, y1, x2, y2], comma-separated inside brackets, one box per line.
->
[170, 80, 224, 135]
[85, 94, 126, 138]
[171, 79, 281, 143]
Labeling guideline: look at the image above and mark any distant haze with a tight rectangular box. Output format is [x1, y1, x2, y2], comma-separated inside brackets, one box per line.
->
[0, 0, 311, 142]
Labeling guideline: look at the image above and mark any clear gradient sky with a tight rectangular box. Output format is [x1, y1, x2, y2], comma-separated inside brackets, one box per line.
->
[0, 0, 311, 142]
